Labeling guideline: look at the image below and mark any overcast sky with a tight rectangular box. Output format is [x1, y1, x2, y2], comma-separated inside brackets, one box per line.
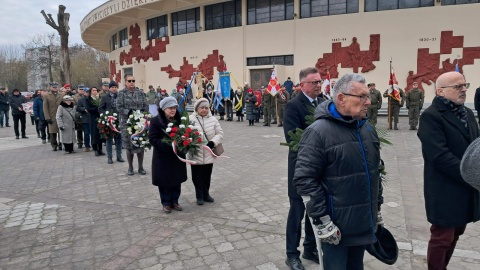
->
[0, 0, 106, 46]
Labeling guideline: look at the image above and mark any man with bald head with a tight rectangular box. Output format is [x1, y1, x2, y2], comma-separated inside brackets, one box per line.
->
[418, 71, 479, 270]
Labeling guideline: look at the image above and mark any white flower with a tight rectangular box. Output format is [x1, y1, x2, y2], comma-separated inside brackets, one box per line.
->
[142, 141, 146, 144]
[102, 121, 105, 124]
[188, 125, 193, 129]
[128, 131, 132, 134]
[127, 127, 132, 132]
[129, 115, 133, 119]
[166, 128, 172, 132]
[139, 118, 146, 123]
[139, 137, 143, 141]
[134, 126, 138, 130]
[100, 113, 104, 117]
[113, 113, 117, 116]
[106, 111, 109, 114]
[148, 114, 152, 118]
[181, 117, 187, 120]
[179, 124, 185, 129]
[168, 123, 174, 127]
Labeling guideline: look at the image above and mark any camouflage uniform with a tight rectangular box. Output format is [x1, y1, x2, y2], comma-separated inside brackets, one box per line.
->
[383, 88, 405, 130]
[275, 89, 290, 127]
[367, 88, 382, 126]
[262, 91, 274, 126]
[406, 88, 424, 130]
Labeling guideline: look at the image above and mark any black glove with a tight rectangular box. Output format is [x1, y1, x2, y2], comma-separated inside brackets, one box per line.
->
[59, 126, 65, 130]
[207, 141, 215, 149]
[46, 119, 53, 124]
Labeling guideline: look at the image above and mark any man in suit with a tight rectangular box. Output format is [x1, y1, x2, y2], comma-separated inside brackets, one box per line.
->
[418, 71, 480, 270]
[283, 67, 322, 270]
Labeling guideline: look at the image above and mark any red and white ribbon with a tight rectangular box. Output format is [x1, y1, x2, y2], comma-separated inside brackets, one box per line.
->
[107, 116, 120, 133]
[172, 141, 197, 164]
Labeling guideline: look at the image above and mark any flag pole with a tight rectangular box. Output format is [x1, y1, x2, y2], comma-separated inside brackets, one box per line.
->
[388, 59, 392, 130]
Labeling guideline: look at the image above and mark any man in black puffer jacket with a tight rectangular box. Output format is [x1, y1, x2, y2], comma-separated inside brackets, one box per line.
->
[293, 73, 381, 269]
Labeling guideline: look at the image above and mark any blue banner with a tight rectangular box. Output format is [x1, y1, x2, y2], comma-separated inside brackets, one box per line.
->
[219, 72, 231, 99]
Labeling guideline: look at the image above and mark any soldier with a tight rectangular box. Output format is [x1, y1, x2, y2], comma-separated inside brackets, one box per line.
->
[405, 82, 424, 130]
[275, 85, 290, 127]
[146, 85, 158, 117]
[367, 83, 382, 126]
[383, 86, 405, 130]
[291, 83, 301, 99]
[262, 86, 274, 126]
[43, 82, 65, 151]
[100, 81, 109, 96]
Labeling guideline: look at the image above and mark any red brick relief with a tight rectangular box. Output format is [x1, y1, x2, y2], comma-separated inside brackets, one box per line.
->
[407, 31, 480, 92]
[118, 23, 170, 65]
[109, 60, 121, 83]
[161, 50, 226, 84]
[315, 34, 380, 79]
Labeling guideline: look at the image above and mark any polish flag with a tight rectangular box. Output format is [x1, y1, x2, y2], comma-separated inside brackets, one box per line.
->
[267, 66, 280, 96]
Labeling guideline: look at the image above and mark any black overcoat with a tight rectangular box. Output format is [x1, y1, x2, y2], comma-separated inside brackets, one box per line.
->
[148, 110, 187, 188]
[418, 96, 480, 227]
[86, 97, 102, 144]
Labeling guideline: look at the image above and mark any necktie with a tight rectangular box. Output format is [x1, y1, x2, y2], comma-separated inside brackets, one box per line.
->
[312, 100, 318, 107]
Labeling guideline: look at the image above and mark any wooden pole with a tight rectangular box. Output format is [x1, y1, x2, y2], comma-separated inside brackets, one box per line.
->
[275, 96, 279, 125]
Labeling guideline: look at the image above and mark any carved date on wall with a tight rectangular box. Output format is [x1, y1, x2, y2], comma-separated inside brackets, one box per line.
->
[160, 50, 226, 84]
[406, 31, 480, 92]
[315, 34, 380, 79]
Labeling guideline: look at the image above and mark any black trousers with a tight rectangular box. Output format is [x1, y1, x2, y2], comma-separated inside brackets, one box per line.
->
[38, 120, 48, 140]
[191, 164, 214, 200]
[286, 196, 317, 258]
[12, 114, 26, 137]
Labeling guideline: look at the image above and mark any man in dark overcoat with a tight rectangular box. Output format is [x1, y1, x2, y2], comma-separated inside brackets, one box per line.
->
[418, 71, 480, 270]
[282, 67, 322, 270]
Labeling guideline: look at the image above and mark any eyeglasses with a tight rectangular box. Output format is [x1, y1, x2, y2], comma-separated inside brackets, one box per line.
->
[303, 80, 323, 85]
[440, 83, 469, 91]
[342, 92, 371, 101]
[127, 80, 136, 83]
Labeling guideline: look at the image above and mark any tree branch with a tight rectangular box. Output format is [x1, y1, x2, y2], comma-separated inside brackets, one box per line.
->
[40, 10, 59, 30]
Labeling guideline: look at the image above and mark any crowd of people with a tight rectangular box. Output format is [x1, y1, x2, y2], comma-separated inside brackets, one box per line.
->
[2, 68, 480, 270]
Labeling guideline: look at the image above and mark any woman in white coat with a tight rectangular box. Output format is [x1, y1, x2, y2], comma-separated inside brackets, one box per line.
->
[189, 98, 224, 205]
[56, 95, 77, 154]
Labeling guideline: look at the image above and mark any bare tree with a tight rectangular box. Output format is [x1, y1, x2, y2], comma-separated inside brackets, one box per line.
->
[41, 5, 70, 85]
[0, 44, 28, 90]
[24, 33, 61, 90]
[70, 44, 110, 88]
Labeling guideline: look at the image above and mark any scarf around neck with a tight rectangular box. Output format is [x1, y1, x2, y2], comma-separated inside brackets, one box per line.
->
[438, 96, 468, 132]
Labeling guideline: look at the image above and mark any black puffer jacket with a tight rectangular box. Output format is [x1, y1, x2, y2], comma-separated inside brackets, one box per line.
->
[293, 100, 381, 247]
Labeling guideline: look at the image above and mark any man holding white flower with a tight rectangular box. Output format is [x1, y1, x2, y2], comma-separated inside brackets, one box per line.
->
[99, 81, 124, 164]
[117, 74, 149, 176]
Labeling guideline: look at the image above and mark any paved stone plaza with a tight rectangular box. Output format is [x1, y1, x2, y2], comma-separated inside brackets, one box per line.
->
[0, 116, 479, 270]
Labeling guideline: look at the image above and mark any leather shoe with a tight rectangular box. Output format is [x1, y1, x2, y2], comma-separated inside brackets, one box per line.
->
[117, 157, 125, 162]
[197, 199, 204, 205]
[163, 205, 172, 213]
[285, 257, 305, 270]
[22, 136, 28, 139]
[107, 158, 113, 164]
[138, 168, 146, 175]
[172, 204, 183, 211]
[302, 250, 319, 264]
[127, 169, 134, 176]
[95, 150, 100, 156]
[15, 136, 19, 139]
[204, 195, 215, 203]
[98, 150, 106, 156]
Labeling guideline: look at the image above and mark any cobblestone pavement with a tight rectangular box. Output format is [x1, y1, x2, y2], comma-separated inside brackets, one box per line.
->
[1, 115, 479, 270]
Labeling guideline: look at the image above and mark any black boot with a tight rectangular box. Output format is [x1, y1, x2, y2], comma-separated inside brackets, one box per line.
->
[394, 123, 399, 130]
[237, 117, 240, 122]
[138, 151, 146, 175]
[220, 116, 224, 120]
[127, 154, 134, 175]
[241, 116, 243, 122]
[108, 157, 113, 164]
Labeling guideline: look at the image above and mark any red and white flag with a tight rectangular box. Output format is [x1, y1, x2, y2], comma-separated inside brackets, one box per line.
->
[388, 65, 401, 102]
[267, 66, 280, 96]
[322, 72, 331, 99]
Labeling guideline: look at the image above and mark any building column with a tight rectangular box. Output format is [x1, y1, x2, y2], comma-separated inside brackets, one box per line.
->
[359, 0, 365, 13]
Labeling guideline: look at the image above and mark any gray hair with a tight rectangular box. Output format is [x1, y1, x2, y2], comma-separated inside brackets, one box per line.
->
[331, 73, 366, 100]
[299, 67, 319, 82]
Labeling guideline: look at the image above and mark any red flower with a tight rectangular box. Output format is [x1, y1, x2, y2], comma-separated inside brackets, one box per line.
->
[99, 124, 103, 128]
[184, 133, 189, 138]
[195, 131, 199, 136]
[183, 140, 189, 146]
[198, 138, 202, 143]
[186, 128, 192, 133]
[172, 127, 178, 132]
[170, 133, 176, 138]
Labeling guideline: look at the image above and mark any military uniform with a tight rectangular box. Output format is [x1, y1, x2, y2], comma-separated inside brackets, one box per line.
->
[405, 87, 424, 130]
[383, 88, 405, 130]
[262, 91, 274, 126]
[275, 89, 290, 127]
[367, 88, 382, 126]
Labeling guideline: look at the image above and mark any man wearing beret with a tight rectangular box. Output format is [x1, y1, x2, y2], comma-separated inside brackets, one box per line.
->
[43, 82, 65, 151]
[0, 87, 11, 128]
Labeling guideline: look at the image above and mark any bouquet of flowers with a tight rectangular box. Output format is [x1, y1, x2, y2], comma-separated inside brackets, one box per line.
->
[162, 111, 202, 155]
[97, 111, 120, 139]
[125, 110, 152, 149]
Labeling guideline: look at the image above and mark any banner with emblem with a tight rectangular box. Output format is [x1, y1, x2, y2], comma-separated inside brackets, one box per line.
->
[267, 66, 280, 96]
[219, 72, 231, 99]
[388, 63, 401, 102]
